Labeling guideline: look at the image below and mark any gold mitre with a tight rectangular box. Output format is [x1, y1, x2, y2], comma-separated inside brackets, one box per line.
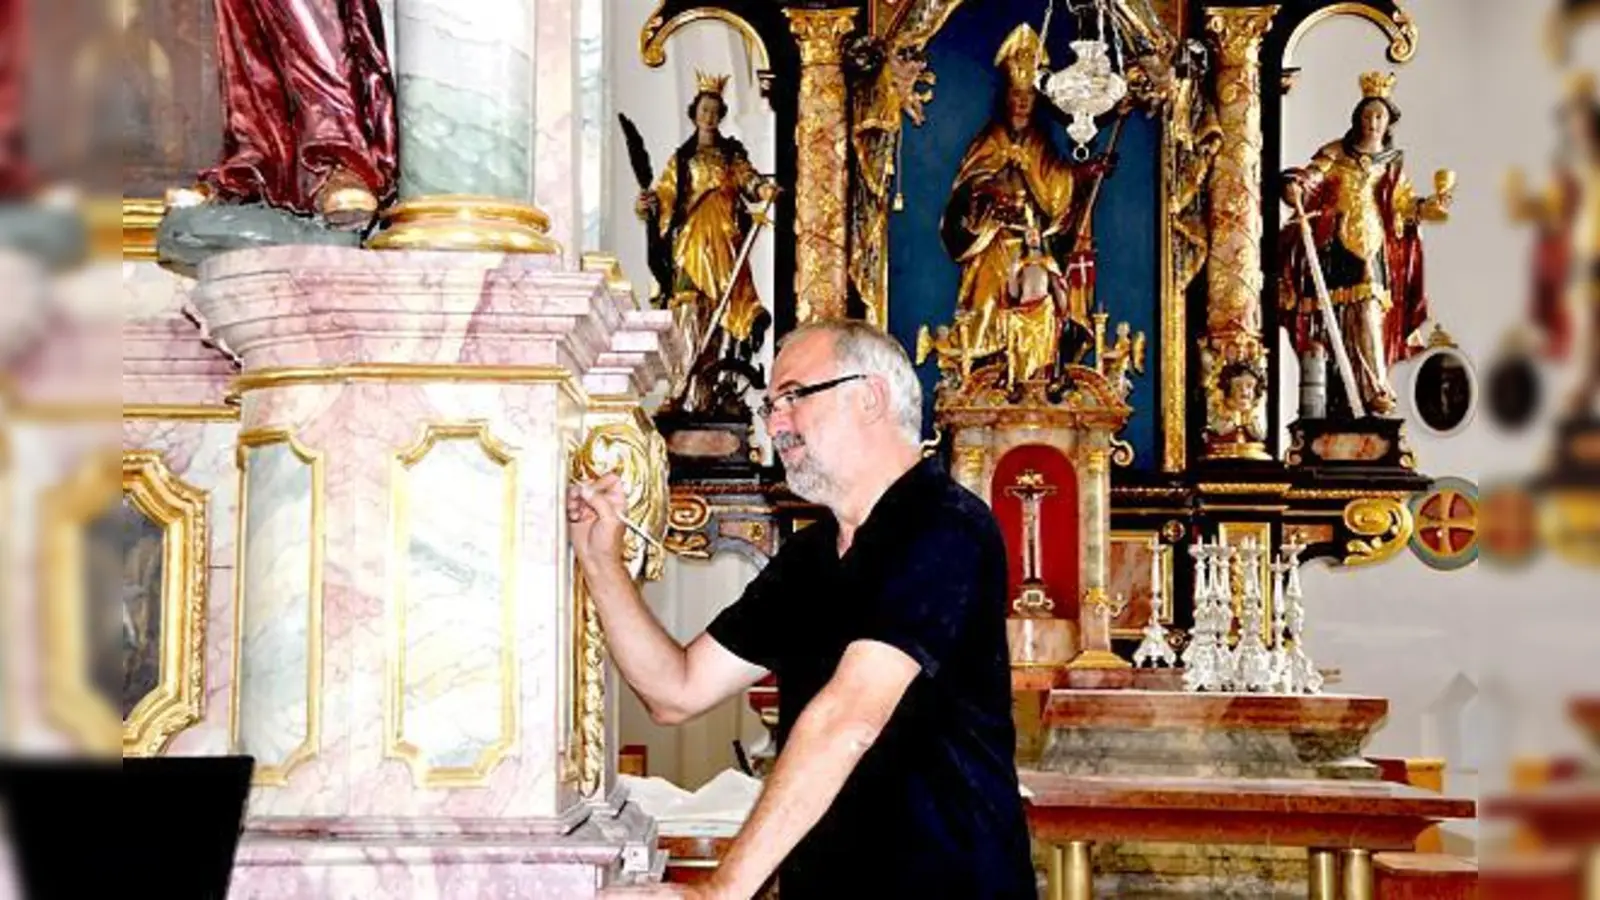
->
[995, 24, 1049, 88]
[1360, 70, 1397, 100]
[695, 70, 732, 97]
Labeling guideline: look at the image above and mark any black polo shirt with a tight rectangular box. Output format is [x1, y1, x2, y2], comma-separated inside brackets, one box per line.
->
[706, 456, 1035, 899]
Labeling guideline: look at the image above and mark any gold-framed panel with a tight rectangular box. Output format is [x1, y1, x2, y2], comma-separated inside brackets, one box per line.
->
[38, 454, 120, 755]
[231, 428, 324, 786]
[386, 422, 520, 788]
[119, 451, 209, 756]
[1217, 521, 1274, 639]
[1108, 529, 1175, 639]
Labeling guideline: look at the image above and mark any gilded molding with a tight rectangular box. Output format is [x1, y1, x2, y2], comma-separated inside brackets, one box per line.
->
[232, 428, 325, 786]
[387, 423, 520, 788]
[640, 7, 771, 72]
[123, 403, 241, 422]
[123, 197, 163, 262]
[230, 363, 578, 397]
[120, 452, 209, 757]
[39, 452, 122, 756]
[1342, 496, 1415, 567]
[1284, 2, 1418, 66]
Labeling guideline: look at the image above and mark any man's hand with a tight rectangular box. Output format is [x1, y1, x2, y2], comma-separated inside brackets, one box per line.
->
[567, 472, 628, 575]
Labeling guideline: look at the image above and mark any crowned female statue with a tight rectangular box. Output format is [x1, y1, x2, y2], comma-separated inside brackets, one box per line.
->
[635, 71, 777, 416]
[1278, 71, 1453, 418]
[940, 24, 1085, 387]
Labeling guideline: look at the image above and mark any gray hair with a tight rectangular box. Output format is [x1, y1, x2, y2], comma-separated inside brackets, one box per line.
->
[779, 320, 923, 445]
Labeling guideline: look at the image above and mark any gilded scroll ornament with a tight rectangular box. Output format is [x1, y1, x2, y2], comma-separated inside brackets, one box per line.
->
[569, 412, 669, 794]
[1342, 496, 1415, 566]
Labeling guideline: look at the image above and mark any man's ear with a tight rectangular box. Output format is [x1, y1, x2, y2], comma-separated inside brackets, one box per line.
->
[861, 375, 890, 422]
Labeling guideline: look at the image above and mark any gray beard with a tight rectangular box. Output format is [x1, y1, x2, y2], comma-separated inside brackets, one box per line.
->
[784, 456, 837, 505]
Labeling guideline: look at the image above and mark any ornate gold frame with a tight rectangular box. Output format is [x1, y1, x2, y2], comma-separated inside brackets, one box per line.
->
[386, 423, 520, 788]
[1108, 529, 1175, 639]
[641, 6, 771, 73]
[40, 451, 209, 756]
[231, 428, 325, 786]
[1217, 520, 1275, 639]
[1282, 2, 1419, 66]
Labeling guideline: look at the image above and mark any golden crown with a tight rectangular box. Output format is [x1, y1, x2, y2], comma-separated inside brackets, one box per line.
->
[995, 24, 1049, 88]
[695, 70, 731, 97]
[1360, 71, 1397, 100]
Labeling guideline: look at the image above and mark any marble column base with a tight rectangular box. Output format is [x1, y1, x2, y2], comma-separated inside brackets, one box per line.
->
[228, 802, 662, 899]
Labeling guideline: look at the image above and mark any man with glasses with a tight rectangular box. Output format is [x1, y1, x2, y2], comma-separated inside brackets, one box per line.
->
[569, 319, 1034, 899]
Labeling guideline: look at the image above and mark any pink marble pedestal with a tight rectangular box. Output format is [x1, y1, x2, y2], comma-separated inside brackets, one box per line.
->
[190, 245, 686, 898]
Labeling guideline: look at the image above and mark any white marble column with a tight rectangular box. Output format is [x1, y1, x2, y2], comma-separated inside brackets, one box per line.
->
[393, 0, 537, 202]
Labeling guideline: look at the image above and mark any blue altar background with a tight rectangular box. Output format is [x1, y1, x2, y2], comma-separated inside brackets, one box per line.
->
[886, 1, 1162, 472]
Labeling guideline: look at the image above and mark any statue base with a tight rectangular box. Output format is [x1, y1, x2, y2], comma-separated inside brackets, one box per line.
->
[656, 409, 762, 479]
[156, 202, 360, 274]
[1285, 415, 1421, 476]
[366, 194, 560, 254]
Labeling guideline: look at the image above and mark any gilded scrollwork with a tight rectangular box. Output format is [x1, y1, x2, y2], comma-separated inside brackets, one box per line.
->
[568, 408, 669, 795]
[1342, 496, 1415, 567]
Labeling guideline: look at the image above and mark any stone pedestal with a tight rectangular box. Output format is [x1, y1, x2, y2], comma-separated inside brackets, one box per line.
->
[187, 245, 685, 897]
[1031, 690, 1389, 897]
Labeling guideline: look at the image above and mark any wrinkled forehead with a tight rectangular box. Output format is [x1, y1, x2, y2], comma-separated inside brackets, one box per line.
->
[770, 331, 838, 393]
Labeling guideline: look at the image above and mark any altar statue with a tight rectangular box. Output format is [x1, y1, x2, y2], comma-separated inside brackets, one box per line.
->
[633, 71, 778, 417]
[940, 24, 1083, 381]
[1002, 221, 1073, 397]
[1505, 71, 1600, 413]
[1277, 71, 1453, 418]
[198, 0, 398, 229]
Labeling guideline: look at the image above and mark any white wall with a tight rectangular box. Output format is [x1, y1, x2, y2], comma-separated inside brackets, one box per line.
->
[603, 0, 779, 788]
[1279, 0, 1599, 851]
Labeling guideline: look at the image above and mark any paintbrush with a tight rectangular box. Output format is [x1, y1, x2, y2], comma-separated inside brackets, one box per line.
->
[572, 479, 663, 551]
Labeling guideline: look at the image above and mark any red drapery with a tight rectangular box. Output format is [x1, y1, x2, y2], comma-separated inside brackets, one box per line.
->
[990, 445, 1079, 621]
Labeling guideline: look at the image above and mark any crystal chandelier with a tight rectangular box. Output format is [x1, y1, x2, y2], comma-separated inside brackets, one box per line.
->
[1036, 0, 1128, 156]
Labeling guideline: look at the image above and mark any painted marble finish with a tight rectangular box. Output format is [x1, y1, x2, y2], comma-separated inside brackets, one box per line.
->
[393, 434, 516, 780]
[189, 244, 686, 830]
[394, 0, 536, 201]
[534, 0, 581, 263]
[123, 260, 238, 406]
[237, 440, 319, 780]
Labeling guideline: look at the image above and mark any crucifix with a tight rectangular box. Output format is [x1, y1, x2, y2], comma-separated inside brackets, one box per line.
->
[1005, 468, 1057, 616]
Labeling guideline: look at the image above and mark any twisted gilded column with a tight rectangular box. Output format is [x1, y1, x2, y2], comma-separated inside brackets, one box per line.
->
[1200, 6, 1277, 462]
[785, 7, 857, 323]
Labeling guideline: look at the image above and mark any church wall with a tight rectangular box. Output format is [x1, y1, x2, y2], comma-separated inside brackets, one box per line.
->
[1277, 0, 1598, 852]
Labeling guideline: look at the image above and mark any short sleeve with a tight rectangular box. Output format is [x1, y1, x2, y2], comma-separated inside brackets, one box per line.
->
[857, 517, 999, 678]
[704, 549, 791, 673]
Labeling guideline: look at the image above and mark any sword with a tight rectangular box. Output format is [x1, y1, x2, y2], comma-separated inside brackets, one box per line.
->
[692, 191, 777, 366]
[1290, 194, 1365, 419]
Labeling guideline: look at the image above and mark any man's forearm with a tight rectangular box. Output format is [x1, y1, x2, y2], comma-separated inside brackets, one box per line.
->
[582, 562, 691, 719]
[708, 690, 875, 899]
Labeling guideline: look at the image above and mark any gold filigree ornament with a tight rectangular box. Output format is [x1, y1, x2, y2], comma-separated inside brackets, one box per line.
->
[1342, 496, 1416, 567]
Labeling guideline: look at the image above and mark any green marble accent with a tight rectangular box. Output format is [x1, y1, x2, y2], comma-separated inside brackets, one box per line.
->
[397, 75, 533, 201]
[0, 204, 86, 270]
[156, 204, 360, 274]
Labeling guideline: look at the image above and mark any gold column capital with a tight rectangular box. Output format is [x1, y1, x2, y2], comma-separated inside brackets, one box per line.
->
[785, 7, 859, 66]
[1204, 5, 1280, 64]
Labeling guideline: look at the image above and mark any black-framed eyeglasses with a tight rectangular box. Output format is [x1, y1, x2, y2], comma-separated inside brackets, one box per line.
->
[756, 373, 866, 420]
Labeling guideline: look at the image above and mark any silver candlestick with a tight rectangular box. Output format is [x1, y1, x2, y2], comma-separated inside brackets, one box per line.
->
[1232, 537, 1275, 692]
[1133, 563, 1176, 669]
[1278, 540, 1323, 694]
